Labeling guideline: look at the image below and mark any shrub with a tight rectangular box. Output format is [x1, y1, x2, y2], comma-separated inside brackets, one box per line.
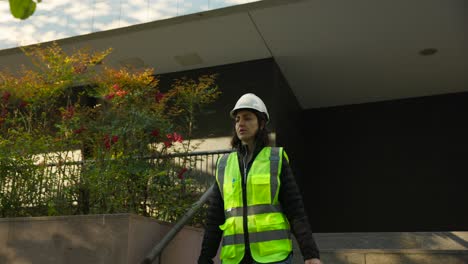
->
[0, 43, 219, 225]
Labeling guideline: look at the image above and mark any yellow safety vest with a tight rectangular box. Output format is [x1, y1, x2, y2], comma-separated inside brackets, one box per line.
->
[216, 147, 292, 264]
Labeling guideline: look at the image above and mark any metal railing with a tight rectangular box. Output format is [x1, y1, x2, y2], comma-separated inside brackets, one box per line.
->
[140, 149, 232, 263]
[151, 149, 232, 190]
[0, 149, 231, 218]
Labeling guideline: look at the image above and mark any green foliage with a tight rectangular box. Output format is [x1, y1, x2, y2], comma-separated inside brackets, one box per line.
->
[0, 43, 219, 225]
[9, 0, 40, 20]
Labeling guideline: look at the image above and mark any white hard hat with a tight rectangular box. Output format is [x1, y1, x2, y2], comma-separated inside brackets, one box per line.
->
[230, 93, 269, 122]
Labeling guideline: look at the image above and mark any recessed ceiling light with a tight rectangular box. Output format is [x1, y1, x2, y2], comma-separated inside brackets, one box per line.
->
[419, 48, 438, 56]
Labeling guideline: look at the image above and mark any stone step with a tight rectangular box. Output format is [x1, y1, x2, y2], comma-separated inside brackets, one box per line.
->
[292, 232, 468, 264]
[318, 249, 468, 264]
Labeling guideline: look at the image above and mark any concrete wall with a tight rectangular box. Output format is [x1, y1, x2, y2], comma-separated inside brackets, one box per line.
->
[0, 214, 131, 264]
[1, 214, 467, 263]
[0, 214, 220, 264]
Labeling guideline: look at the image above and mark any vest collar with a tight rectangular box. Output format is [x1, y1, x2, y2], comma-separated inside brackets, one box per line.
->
[238, 143, 265, 159]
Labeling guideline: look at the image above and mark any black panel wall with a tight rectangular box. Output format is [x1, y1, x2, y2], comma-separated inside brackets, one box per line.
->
[299, 92, 468, 232]
[157, 58, 468, 232]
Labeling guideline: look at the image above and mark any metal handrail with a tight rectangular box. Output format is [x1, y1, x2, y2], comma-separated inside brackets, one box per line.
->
[141, 184, 216, 264]
[140, 149, 232, 263]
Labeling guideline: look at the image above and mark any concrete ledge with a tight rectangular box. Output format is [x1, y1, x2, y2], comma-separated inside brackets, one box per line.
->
[319, 250, 468, 264]
[0, 214, 467, 264]
[293, 232, 468, 264]
[314, 232, 468, 250]
[0, 214, 169, 264]
[0, 214, 215, 264]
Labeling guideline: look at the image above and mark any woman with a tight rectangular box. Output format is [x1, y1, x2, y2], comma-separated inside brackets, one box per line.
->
[198, 93, 321, 264]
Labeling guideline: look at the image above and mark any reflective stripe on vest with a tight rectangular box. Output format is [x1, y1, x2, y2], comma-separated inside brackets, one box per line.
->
[222, 229, 290, 246]
[216, 147, 292, 264]
[216, 153, 229, 200]
[269, 147, 280, 204]
[225, 204, 282, 218]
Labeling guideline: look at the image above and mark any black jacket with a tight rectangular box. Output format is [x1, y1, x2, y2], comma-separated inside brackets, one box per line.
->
[198, 145, 320, 263]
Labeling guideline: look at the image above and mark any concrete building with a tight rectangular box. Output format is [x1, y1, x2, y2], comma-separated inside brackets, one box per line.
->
[1, 0, 467, 235]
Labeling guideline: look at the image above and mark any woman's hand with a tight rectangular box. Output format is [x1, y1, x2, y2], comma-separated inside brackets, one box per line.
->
[305, 258, 321, 264]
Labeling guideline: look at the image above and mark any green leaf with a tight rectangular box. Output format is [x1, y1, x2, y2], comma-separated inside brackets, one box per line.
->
[9, 0, 37, 20]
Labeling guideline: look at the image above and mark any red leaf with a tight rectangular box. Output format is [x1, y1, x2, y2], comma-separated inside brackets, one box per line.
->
[151, 129, 160, 137]
[18, 101, 28, 108]
[73, 126, 86, 134]
[177, 167, 188, 179]
[164, 141, 172, 148]
[103, 135, 111, 150]
[105, 93, 115, 100]
[173, 132, 183, 143]
[116, 90, 128, 97]
[2, 92, 11, 103]
[155, 92, 164, 103]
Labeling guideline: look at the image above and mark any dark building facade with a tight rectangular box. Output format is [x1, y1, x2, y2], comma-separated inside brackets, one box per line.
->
[158, 58, 468, 233]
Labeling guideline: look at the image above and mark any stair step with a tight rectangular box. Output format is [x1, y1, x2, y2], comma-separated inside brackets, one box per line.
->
[291, 232, 468, 264]
[319, 249, 468, 264]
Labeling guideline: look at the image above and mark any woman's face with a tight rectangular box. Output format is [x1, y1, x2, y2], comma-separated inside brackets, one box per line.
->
[235, 110, 260, 146]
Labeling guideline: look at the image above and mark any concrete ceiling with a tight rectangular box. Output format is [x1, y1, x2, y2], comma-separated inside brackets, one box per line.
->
[1, 0, 467, 109]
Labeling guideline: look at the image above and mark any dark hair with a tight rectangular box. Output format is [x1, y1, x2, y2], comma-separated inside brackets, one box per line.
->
[230, 110, 270, 149]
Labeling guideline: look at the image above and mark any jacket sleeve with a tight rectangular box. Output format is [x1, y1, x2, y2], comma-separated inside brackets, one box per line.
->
[198, 183, 225, 264]
[279, 155, 320, 260]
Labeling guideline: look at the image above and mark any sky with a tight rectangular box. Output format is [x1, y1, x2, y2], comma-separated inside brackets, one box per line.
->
[0, 0, 258, 50]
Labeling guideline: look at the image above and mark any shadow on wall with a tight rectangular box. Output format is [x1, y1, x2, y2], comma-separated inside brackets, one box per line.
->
[5, 233, 99, 263]
[391, 232, 468, 264]
[314, 232, 468, 264]
[319, 251, 468, 264]
[0, 216, 129, 264]
[428, 232, 468, 249]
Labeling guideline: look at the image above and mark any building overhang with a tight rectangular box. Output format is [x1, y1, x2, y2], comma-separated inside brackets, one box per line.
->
[1, 0, 467, 109]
